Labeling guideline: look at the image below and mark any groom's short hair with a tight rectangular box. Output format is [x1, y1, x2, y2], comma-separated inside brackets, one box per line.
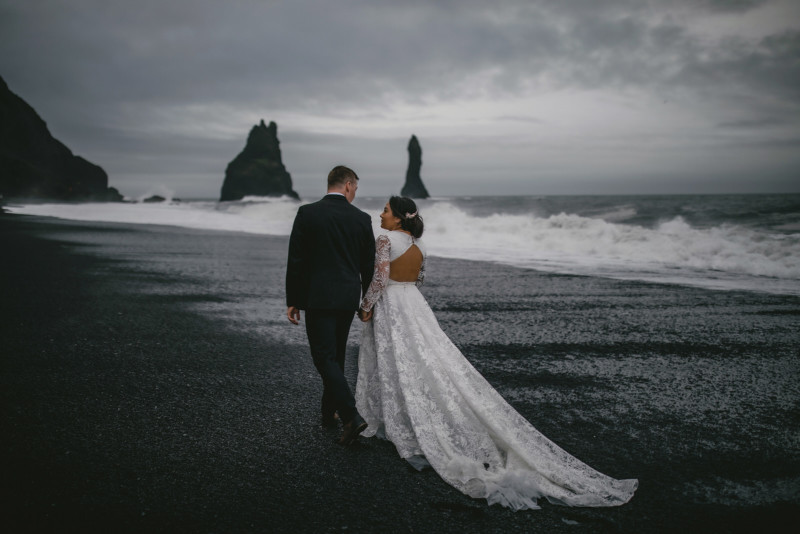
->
[328, 165, 359, 188]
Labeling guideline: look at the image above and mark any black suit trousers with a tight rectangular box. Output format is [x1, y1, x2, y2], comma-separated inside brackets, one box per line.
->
[305, 309, 357, 424]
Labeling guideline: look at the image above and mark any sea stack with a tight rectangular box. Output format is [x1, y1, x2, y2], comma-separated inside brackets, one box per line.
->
[219, 120, 299, 201]
[401, 135, 429, 199]
[0, 75, 122, 201]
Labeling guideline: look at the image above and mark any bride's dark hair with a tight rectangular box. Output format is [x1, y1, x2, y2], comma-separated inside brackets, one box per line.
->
[389, 196, 424, 238]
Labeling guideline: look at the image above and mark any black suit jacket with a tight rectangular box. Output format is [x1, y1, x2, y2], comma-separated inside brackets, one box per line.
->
[286, 194, 376, 311]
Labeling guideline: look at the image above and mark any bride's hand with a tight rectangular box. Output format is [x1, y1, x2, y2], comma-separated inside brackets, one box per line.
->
[358, 308, 374, 322]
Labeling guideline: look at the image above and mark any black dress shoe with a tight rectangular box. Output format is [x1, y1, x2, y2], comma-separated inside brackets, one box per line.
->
[338, 414, 367, 446]
[321, 412, 340, 428]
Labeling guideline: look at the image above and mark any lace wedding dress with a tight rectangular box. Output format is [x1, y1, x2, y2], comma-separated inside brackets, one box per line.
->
[356, 231, 638, 511]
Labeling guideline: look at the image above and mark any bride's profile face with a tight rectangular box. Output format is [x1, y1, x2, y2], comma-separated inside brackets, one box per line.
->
[380, 202, 401, 231]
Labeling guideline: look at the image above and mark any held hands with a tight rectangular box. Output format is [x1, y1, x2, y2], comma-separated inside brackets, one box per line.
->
[358, 307, 374, 322]
[289, 306, 370, 324]
[287, 306, 301, 325]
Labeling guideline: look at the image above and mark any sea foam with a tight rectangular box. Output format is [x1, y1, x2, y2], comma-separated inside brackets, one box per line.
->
[419, 203, 800, 294]
[7, 197, 800, 295]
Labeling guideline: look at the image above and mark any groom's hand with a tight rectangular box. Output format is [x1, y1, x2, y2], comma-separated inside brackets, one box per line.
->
[287, 306, 301, 325]
[358, 308, 373, 322]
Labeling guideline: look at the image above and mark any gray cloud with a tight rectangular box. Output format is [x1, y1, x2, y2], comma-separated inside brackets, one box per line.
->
[496, 116, 546, 124]
[717, 117, 792, 129]
[1, 0, 798, 196]
[5, 1, 795, 106]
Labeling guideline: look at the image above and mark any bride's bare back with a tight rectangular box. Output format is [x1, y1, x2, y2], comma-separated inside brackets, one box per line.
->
[389, 244, 423, 282]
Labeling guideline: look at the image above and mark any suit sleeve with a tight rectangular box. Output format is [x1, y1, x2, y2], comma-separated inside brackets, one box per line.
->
[360, 214, 376, 299]
[285, 207, 306, 307]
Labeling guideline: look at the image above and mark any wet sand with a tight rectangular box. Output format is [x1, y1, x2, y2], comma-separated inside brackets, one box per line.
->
[1, 214, 798, 533]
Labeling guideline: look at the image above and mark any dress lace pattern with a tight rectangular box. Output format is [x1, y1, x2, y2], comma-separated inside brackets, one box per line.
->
[360, 233, 425, 312]
[356, 231, 637, 510]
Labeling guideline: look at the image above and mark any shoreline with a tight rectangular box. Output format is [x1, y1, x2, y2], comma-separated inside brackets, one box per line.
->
[1, 214, 798, 533]
[6, 194, 800, 299]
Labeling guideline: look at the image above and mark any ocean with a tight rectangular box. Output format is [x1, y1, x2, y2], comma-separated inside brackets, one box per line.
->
[7, 193, 800, 296]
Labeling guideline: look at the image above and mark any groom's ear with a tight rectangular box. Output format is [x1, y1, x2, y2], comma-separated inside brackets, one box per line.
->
[345, 180, 358, 201]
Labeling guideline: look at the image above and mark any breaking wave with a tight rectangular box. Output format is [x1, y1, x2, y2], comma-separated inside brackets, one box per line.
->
[7, 196, 800, 295]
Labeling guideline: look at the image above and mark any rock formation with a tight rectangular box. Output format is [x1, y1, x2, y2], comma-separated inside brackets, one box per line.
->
[0, 75, 122, 201]
[219, 120, 299, 201]
[401, 135, 429, 199]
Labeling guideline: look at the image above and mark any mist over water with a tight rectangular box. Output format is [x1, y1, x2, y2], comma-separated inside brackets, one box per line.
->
[9, 194, 800, 296]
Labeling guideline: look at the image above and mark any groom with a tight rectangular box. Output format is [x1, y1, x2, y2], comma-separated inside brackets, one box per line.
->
[285, 165, 375, 445]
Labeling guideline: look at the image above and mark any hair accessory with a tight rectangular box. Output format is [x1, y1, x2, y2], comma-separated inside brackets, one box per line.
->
[404, 211, 417, 219]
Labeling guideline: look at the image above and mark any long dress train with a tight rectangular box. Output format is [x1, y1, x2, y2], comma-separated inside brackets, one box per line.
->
[356, 231, 637, 511]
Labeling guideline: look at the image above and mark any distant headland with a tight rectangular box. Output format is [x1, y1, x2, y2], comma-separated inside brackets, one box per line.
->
[0, 76, 122, 202]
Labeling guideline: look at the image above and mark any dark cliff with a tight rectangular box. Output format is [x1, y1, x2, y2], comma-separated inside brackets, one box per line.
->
[401, 135, 429, 199]
[219, 120, 299, 201]
[0, 76, 121, 201]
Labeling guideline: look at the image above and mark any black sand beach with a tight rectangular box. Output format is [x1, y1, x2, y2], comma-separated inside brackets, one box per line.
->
[1, 215, 799, 533]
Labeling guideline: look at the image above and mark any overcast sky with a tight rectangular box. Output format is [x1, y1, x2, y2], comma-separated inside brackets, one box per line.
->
[1, 0, 798, 199]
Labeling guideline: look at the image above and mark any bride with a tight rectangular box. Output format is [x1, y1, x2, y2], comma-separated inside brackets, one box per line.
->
[354, 196, 638, 511]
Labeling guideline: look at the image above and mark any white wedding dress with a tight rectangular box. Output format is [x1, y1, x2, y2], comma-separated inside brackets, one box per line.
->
[356, 231, 638, 511]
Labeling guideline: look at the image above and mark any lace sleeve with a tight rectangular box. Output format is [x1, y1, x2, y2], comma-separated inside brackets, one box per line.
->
[416, 255, 425, 287]
[360, 235, 390, 312]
